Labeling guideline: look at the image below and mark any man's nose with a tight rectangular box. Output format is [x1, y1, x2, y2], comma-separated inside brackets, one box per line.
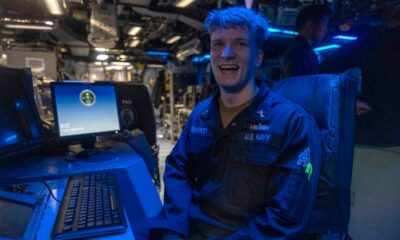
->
[221, 44, 234, 58]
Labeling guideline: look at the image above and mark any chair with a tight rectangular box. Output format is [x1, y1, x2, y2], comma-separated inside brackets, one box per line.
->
[272, 74, 358, 234]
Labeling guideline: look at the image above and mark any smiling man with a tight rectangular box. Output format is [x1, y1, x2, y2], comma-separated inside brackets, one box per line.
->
[134, 6, 322, 240]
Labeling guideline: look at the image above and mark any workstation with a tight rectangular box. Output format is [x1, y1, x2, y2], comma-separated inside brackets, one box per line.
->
[0, 65, 161, 239]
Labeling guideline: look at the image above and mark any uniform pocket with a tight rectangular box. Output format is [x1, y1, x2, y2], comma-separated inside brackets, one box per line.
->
[229, 135, 279, 167]
[222, 161, 267, 211]
[215, 133, 281, 213]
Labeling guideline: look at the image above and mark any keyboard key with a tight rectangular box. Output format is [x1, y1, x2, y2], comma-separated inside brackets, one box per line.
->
[78, 224, 86, 229]
[113, 217, 120, 224]
[63, 225, 72, 232]
[64, 218, 73, 225]
[104, 217, 112, 225]
[96, 220, 104, 226]
[87, 221, 95, 228]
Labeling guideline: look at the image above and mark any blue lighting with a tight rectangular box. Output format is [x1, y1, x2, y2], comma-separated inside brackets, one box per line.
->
[5, 134, 17, 143]
[146, 51, 170, 57]
[281, 30, 298, 35]
[192, 57, 201, 63]
[268, 28, 298, 35]
[314, 44, 341, 52]
[65, 80, 87, 83]
[15, 102, 21, 108]
[333, 35, 358, 41]
[192, 54, 210, 63]
[267, 28, 281, 33]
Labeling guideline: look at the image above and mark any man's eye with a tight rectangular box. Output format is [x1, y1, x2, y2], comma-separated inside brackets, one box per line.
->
[236, 41, 247, 47]
[212, 42, 224, 48]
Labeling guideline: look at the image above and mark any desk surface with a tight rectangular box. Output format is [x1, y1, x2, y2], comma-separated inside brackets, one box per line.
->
[0, 142, 162, 239]
[0, 142, 147, 178]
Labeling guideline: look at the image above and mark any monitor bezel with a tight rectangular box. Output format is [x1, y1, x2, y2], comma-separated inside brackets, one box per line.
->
[50, 82, 121, 141]
[0, 65, 45, 161]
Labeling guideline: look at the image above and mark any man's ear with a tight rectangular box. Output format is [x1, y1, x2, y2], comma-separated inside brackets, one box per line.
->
[256, 49, 263, 67]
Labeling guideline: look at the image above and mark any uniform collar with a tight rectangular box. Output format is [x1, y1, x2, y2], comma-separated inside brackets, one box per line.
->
[200, 80, 271, 128]
[200, 93, 222, 131]
[243, 80, 271, 123]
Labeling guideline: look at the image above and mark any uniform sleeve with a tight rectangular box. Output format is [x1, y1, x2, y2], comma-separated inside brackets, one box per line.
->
[160, 116, 194, 237]
[225, 112, 322, 240]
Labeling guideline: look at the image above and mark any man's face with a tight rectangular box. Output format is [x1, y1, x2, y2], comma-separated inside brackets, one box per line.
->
[311, 16, 329, 42]
[210, 26, 263, 94]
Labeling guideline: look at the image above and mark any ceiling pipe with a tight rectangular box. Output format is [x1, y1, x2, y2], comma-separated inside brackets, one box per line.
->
[131, 0, 205, 30]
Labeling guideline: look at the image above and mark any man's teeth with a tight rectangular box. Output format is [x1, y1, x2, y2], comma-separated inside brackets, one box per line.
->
[219, 65, 239, 70]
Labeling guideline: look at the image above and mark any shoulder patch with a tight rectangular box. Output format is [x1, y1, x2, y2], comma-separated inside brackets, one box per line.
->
[297, 147, 310, 167]
[297, 148, 313, 180]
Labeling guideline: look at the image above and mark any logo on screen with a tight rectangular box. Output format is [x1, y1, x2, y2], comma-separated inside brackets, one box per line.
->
[79, 90, 96, 107]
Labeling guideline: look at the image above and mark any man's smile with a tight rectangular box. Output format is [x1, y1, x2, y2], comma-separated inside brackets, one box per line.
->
[219, 64, 239, 72]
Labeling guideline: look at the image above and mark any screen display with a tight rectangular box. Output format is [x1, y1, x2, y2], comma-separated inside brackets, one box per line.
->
[52, 83, 120, 137]
[0, 198, 33, 239]
[0, 66, 43, 158]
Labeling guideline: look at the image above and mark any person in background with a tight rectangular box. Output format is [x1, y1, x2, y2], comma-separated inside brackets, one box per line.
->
[319, 4, 400, 146]
[282, 5, 331, 78]
[134, 6, 322, 240]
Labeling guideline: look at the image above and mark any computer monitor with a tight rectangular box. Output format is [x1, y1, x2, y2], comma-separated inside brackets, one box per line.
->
[0, 65, 45, 162]
[51, 82, 121, 156]
[0, 197, 34, 239]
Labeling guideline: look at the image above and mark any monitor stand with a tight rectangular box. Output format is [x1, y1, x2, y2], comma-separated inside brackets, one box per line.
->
[66, 138, 117, 162]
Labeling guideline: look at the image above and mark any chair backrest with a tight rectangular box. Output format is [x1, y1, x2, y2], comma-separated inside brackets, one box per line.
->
[115, 83, 157, 146]
[272, 74, 358, 234]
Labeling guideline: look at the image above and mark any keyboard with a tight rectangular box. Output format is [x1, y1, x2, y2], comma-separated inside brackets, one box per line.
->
[52, 173, 127, 239]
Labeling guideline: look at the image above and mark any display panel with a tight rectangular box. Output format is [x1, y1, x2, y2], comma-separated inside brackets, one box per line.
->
[0, 65, 44, 160]
[0, 198, 34, 239]
[51, 83, 120, 138]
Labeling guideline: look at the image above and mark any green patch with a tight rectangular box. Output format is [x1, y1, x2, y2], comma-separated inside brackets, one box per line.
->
[305, 163, 313, 181]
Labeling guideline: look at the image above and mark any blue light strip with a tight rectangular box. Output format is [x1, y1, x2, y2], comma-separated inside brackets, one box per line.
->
[333, 35, 358, 41]
[64, 80, 87, 83]
[146, 51, 170, 57]
[5, 134, 17, 143]
[314, 44, 341, 52]
[268, 28, 298, 35]
[192, 57, 201, 63]
[192, 54, 210, 63]
[268, 27, 358, 42]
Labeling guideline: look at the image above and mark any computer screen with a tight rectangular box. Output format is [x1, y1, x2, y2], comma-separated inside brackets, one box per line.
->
[51, 82, 121, 139]
[0, 65, 44, 160]
[0, 198, 34, 239]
